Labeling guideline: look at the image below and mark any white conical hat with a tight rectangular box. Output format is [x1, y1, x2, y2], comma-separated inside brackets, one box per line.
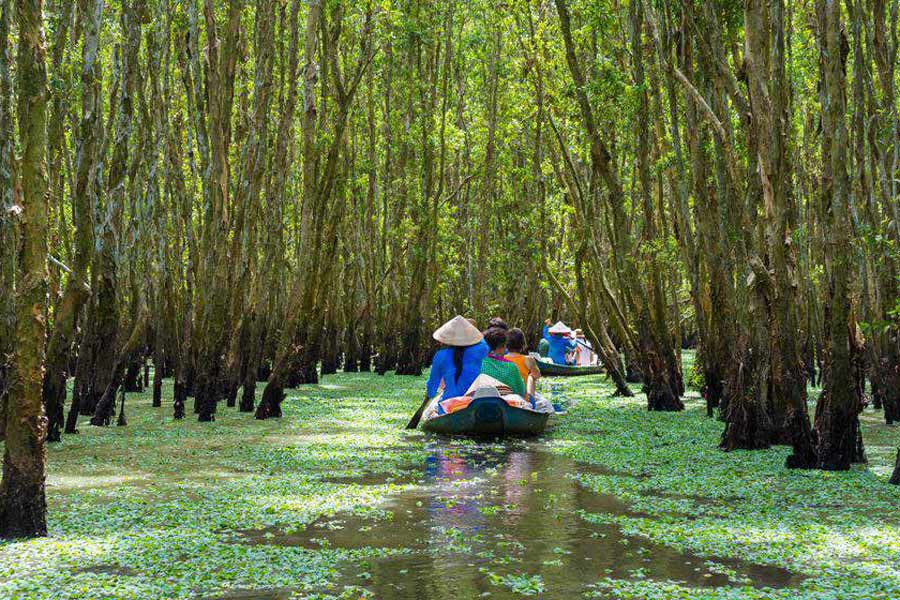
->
[548, 321, 571, 334]
[433, 315, 484, 346]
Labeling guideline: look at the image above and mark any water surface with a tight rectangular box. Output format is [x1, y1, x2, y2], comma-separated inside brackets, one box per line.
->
[226, 438, 803, 599]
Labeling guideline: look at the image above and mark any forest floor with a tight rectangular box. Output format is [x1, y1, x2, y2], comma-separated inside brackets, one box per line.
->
[1, 356, 899, 599]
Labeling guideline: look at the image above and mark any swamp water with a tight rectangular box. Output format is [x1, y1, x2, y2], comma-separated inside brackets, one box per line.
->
[222, 437, 804, 599]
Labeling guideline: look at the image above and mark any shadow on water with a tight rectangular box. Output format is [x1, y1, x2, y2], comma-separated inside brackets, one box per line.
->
[224, 439, 804, 599]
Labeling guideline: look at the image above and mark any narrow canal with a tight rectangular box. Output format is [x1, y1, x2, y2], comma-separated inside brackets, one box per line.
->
[224, 435, 803, 599]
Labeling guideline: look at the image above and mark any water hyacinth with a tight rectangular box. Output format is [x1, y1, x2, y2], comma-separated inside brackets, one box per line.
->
[0, 367, 897, 599]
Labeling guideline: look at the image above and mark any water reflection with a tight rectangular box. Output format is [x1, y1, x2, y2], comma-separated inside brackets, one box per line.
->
[231, 440, 803, 599]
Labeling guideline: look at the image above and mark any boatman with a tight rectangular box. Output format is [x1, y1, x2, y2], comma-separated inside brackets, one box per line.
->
[543, 320, 577, 365]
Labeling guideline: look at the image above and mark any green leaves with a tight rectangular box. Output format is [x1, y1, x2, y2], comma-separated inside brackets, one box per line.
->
[3, 366, 900, 599]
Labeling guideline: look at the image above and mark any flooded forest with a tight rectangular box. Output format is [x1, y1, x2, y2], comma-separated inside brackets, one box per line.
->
[0, 0, 899, 598]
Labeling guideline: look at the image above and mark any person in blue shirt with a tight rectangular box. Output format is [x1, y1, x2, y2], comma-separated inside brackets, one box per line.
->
[426, 316, 487, 400]
[543, 320, 577, 365]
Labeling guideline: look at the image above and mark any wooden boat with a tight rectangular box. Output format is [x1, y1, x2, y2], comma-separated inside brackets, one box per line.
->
[535, 360, 605, 377]
[422, 391, 550, 436]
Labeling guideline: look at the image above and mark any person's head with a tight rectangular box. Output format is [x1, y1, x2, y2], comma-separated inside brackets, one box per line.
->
[433, 316, 484, 383]
[488, 317, 509, 331]
[508, 328, 528, 354]
[548, 321, 571, 338]
[433, 315, 483, 347]
[484, 327, 509, 353]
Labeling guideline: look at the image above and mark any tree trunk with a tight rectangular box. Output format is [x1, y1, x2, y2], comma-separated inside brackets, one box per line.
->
[320, 319, 340, 375]
[720, 338, 773, 451]
[123, 360, 143, 393]
[152, 349, 163, 408]
[0, 0, 49, 538]
[890, 450, 900, 485]
[343, 325, 360, 373]
[0, 0, 13, 443]
[91, 311, 149, 427]
[72, 0, 142, 427]
[743, 0, 816, 466]
[876, 343, 900, 425]
[41, 0, 103, 443]
[192, 0, 243, 423]
[812, 0, 865, 471]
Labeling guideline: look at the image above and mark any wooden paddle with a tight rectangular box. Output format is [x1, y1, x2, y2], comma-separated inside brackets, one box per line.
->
[406, 393, 430, 430]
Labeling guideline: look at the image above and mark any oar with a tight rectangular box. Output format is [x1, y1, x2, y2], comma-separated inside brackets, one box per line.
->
[573, 339, 593, 351]
[406, 393, 430, 430]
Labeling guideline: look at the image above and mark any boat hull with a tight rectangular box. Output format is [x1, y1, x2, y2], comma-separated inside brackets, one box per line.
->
[422, 397, 550, 436]
[536, 361, 605, 377]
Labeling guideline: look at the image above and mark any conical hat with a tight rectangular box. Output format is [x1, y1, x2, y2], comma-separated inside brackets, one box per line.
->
[548, 321, 571, 334]
[433, 315, 484, 346]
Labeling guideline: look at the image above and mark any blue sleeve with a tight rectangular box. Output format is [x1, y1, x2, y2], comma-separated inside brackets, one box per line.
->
[542, 326, 550, 341]
[566, 339, 577, 350]
[471, 340, 489, 361]
[426, 350, 446, 397]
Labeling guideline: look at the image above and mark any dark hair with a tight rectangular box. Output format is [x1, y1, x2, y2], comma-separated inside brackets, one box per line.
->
[488, 317, 509, 331]
[484, 327, 508, 351]
[507, 328, 527, 353]
[452, 346, 466, 383]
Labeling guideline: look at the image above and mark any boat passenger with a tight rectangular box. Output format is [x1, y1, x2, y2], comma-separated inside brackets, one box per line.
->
[506, 328, 542, 401]
[573, 329, 596, 366]
[543, 321, 577, 365]
[425, 316, 486, 401]
[479, 327, 527, 398]
[488, 317, 509, 331]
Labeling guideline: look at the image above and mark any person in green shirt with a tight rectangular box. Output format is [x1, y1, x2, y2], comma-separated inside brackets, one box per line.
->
[479, 327, 527, 398]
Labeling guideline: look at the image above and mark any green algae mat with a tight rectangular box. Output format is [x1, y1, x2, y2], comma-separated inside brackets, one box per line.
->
[1, 370, 898, 599]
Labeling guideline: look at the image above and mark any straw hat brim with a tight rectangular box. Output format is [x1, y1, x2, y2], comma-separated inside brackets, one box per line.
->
[548, 321, 571, 334]
[433, 316, 484, 346]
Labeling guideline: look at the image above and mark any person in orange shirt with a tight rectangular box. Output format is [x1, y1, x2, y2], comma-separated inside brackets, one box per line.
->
[506, 328, 542, 403]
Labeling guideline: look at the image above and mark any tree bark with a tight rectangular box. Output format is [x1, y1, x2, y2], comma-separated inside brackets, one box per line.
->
[631, 0, 682, 412]
[813, 0, 865, 470]
[41, 0, 101, 443]
[90, 310, 149, 426]
[0, 0, 15, 442]
[868, 0, 900, 427]
[258, 0, 373, 417]
[193, 0, 243, 422]
[890, 449, 900, 485]
[1, 0, 49, 539]
[744, 0, 816, 466]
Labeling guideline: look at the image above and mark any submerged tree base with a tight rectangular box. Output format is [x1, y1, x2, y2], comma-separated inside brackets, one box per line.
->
[0, 455, 47, 539]
[891, 450, 900, 485]
[720, 399, 771, 452]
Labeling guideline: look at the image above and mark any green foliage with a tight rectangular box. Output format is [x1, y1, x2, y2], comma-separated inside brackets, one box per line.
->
[687, 360, 705, 391]
[2, 368, 899, 598]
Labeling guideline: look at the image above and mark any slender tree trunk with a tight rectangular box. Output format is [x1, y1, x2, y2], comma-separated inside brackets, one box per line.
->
[745, 0, 816, 466]
[0, 0, 15, 442]
[152, 347, 163, 407]
[1, 0, 50, 539]
[41, 0, 89, 443]
[90, 311, 149, 426]
[868, 0, 900, 426]
[631, 0, 682, 412]
[73, 0, 141, 430]
[258, 1, 373, 416]
[257, 0, 323, 419]
[192, 0, 242, 422]
[890, 450, 900, 485]
[813, 0, 865, 470]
